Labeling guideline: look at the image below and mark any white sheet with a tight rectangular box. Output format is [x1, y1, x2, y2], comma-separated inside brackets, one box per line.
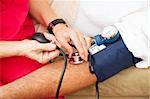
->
[115, 8, 150, 68]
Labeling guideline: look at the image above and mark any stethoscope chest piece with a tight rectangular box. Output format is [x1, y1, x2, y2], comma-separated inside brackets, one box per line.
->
[69, 52, 84, 65]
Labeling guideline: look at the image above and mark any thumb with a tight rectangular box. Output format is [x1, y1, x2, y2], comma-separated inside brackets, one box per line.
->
[44, 32, 61, 48]
[37, 43, 57, 51]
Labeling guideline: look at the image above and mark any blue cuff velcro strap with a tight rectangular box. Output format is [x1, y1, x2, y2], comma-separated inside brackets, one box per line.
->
[90, 37, 141, 82]
[94, 32, 120, 46]
[94, 34, 105, 46]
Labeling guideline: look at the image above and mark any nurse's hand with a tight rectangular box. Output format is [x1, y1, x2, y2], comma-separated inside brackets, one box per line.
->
[84, 35, 93, 49]
[53, 24, 88, 61]
[19, 40, 59, 64]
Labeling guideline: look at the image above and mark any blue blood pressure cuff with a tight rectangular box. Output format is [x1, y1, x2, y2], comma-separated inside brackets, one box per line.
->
[89, 36, 142, 82]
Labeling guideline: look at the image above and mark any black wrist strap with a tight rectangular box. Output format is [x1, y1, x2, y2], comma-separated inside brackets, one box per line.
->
[47, 19, 67, 34]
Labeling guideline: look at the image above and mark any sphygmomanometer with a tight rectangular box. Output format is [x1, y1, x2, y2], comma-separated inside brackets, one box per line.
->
[31, 19, 141, 99]
[88, 25, 141, 99]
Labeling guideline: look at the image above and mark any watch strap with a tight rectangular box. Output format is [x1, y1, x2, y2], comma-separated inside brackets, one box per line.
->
[47, 19, 67, 34]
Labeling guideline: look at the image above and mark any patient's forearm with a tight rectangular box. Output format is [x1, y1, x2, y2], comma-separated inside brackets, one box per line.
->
[0, 59, 96, 99]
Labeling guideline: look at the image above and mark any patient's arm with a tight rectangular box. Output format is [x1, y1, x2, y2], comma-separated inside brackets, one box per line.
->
[0, 58, 96, 99]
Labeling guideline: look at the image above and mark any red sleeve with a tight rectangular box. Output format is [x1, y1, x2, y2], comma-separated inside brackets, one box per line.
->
[0, 0, 33, 40]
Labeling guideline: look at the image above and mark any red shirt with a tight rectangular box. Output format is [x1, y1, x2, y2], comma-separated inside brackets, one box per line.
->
[0, 1, 65, 98]
[0, 0, 42, 85]
[0, 1, 65, 99]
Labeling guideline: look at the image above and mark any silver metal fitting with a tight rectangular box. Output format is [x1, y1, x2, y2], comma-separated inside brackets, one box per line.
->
[69, 52, 84, 65]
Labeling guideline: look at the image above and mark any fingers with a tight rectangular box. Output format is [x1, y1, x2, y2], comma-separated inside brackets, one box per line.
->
[48, 50, 60, 60]
[41, 29, 90, 62]
[51, 25, 85, 59]
[43, 33, 61, 48]
[37, 50, 60, 64]
[77, 32, 89, 61]
[37, 42, 57, 51]
[42, 51, 50, 64]
[70, 30, 85, 60]
[84, 35, 92, 49]
[22, 40, 60, 64]
[43, 32, 55, 41]
[41, 50, 60, 64]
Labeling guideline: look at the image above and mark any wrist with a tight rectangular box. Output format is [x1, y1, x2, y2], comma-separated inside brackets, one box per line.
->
[17, 40, 29, 57]
[53, 24, 68, 34]
[47, 19, 68, 34]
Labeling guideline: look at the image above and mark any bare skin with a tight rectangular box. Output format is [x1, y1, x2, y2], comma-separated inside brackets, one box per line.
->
[0, 0, 95, 98]
[0, 40, 59, 64]
[29, 0, 88, 60]
[0, 58, 97, 99]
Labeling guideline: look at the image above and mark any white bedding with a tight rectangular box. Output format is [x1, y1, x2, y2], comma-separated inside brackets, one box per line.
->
[115, 8, 149, 68]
